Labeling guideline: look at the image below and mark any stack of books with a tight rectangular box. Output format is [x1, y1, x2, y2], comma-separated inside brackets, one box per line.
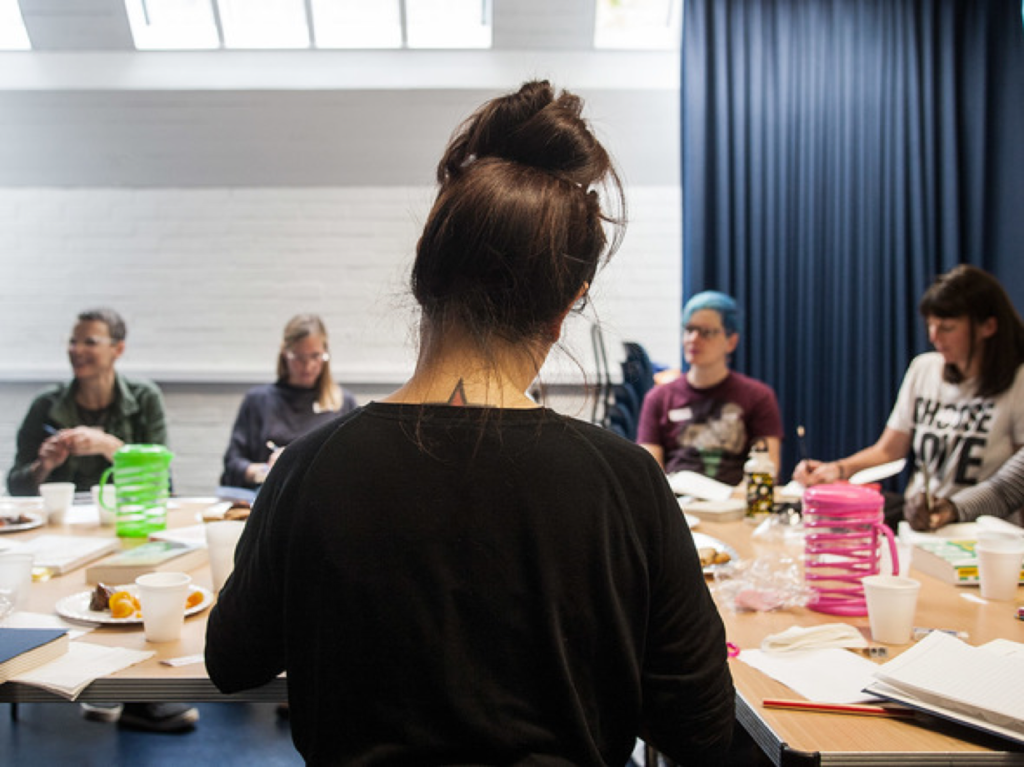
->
[15, 535, 120, 576]
[85, 540, 207, 585]
[912, 538, 1024, 585]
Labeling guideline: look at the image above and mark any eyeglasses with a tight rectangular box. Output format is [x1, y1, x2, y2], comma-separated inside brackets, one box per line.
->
[683, 325, 725, 340]
[68, 336, 115, 349]
[285, 351, 329, 365]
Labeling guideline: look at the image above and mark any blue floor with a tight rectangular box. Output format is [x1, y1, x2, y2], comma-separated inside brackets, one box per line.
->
[1, 702, 302, 766]
[2, 702, 768, 765]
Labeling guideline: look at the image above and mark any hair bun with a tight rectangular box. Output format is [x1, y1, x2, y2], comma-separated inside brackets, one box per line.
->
[438, 80, 611, 188]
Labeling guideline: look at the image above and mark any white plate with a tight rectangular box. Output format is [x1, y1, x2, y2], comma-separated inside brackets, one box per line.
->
[195, 501, 234, 523]
[167, 497, 221, 510]
[692, 532, 738, 573]
[684, 513, 700, 529]
[0, 511, 45, 533]
[55, 584, 213, 626]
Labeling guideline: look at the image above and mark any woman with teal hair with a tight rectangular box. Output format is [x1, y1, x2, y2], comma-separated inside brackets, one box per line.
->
[637, 290, 783, 484]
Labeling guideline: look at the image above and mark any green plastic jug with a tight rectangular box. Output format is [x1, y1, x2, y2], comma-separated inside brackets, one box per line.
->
[97, 444, 173, 538]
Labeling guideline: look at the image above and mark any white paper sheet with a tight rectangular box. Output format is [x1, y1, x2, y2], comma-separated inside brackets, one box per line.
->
[1, 610, 94, 639]
[738, 648, 885, 704]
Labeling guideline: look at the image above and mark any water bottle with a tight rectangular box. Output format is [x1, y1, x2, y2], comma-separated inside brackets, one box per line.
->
[744, 441, 774, 522]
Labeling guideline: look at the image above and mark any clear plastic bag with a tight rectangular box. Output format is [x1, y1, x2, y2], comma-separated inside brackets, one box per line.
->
[713, 552, 813, 612]
[712, 513, 813, 613]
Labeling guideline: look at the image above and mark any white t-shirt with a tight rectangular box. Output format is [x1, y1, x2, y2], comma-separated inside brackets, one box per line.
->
[887, 352, 1024, 500]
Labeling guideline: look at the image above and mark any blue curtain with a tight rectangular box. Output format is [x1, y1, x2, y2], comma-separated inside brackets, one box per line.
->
[681, 0, 1024, 479]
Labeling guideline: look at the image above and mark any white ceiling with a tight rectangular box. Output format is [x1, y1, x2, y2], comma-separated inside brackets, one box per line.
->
[0, 0, 680, 186]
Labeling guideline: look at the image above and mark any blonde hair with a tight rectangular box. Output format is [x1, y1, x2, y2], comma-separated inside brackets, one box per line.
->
[276, 314, 341, 412]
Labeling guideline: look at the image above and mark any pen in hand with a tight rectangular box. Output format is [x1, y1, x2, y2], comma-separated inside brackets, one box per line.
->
[916, 460, 933, 510]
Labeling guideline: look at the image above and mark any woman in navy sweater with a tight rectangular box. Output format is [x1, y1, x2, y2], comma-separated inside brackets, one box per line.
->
[220, 314, 356, 488]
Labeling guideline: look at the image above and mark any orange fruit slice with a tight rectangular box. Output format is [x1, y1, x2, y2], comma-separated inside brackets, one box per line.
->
[185, 590, 203, 609]
[108, 590, 141, 619]
[110, 598, 135, 619]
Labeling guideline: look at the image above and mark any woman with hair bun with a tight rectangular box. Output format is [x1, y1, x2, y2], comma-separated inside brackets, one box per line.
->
[207, 81, 735, 765]
[220, 313, 356, 489]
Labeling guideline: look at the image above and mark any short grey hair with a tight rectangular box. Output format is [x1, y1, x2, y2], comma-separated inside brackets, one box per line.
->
[77, 307, 127, 342]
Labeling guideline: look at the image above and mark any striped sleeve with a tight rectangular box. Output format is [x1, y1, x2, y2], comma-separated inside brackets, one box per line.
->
[951, 448, 1024, 523]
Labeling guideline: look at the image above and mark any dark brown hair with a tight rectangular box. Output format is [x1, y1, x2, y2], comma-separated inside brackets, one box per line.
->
[918, 264, 1024, 397]
[411, 80, 625, 350]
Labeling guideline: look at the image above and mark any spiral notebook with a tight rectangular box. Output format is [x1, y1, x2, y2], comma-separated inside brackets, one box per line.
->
[864, 632, 1024, 745]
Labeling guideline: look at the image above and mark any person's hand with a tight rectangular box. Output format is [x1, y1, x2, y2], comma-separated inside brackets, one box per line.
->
[905, 492, 957, 531]
[267, 447, 284, 468]
[246, 462, 270, 485]
[60, 427, 122, 461]
[793, 459, 841, 486]
[36, 434, 71, 474]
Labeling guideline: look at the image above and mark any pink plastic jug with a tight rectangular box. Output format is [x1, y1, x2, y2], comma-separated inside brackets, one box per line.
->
[803, 483, 899, 615]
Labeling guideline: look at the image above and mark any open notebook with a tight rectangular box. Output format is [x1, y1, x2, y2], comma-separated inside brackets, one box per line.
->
[864, 632, 1024, 745]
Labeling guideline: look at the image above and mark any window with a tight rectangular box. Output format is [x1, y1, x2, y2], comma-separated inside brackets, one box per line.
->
[0, 0, 30, 50]
[594, 0, 682, 50]
[125, 0, 219, 50]
[311, 1, 402, 49]
[123, 0, 491, 50]
[405, 0, 490, 49]
[218, 0, 309, 49]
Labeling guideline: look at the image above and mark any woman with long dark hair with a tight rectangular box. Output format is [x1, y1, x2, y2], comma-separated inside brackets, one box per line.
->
[796, 265, 1024, 529]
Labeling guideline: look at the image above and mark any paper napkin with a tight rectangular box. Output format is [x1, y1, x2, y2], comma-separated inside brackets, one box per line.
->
[761, 623, 868, 653]
[11, 642, 154, 699]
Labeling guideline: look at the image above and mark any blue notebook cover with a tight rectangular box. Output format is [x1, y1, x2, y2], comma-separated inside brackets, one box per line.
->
[0, 628, 68, 665]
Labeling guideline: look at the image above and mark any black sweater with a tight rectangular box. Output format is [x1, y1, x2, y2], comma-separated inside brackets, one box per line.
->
[206, 403, 734, 765]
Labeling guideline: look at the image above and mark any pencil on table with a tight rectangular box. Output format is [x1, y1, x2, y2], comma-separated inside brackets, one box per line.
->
[762, 699, 915, 718]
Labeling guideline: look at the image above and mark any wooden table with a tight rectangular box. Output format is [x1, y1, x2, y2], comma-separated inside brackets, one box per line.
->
[0, 499, 284, 704]
[5, 501, 1023, 763]
[702, 518, 1024, 766]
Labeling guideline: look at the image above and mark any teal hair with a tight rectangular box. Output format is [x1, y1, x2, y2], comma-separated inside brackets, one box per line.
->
[681, 291, 739, 335]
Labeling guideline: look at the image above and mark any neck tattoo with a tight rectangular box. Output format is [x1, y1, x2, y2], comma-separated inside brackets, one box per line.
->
[447, 379, 468, 406]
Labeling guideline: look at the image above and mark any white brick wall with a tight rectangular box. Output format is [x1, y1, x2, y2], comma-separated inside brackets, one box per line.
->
[0, 185, 680, 494]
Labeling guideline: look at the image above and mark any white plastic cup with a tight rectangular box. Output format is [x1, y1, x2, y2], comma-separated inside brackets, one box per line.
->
[39, 482, 75, 524]
[90, 483, 117, 526]
[205, 520, 246, 593]
[0, 552, 35, 612]
[975, 537, 1024, 601]
[135, 572, 191, 643]
[861, 574, 921, 644]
